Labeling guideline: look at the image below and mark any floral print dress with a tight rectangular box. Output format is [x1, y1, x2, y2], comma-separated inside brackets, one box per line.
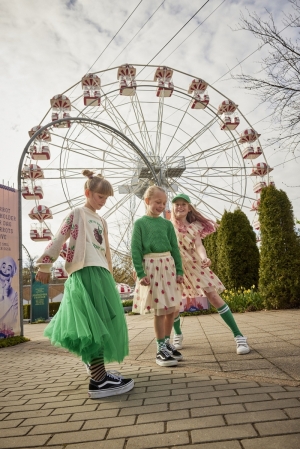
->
[174, 221, 225, 299]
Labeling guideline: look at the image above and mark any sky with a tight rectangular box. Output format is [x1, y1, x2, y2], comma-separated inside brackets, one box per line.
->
[0, 0, 299, 260]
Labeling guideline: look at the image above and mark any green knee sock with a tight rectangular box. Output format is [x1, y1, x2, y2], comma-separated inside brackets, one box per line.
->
[173, 313, 182, 335]
[156, 338, 165, 352]
[217, 304, 243, 338]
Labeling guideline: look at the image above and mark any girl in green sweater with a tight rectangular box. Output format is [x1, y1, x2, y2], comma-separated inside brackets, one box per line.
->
[131, 186, 184, 367]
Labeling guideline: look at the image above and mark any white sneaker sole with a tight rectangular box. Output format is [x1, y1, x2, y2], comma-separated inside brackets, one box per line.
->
[172, 354, 183, 361]
[173, 335, 183, 350]
[88, 379, 134, 399]
[237, 347, 250, 355]
[156, 359, 178, 367]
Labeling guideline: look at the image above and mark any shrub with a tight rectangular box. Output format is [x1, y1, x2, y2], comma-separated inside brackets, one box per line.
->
[23, 300, 132, 320]
[203, 228, 219, 275]
[23, 304, 30, 319]
[221, 286, 265, 313]
[217, 209, 259, 290]
[49, 302, 61, 317]
[0, 336, 30, 348]
[259, 186, 300, 308]
[23, 302, 61, 319]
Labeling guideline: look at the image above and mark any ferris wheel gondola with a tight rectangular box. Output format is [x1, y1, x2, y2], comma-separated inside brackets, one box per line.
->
[21, 63, 275, 262]
[82, 73, 101, 106]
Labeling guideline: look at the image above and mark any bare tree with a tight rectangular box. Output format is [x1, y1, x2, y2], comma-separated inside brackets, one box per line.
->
[22, 245, 38, 286]
[233, 0, 300, 154]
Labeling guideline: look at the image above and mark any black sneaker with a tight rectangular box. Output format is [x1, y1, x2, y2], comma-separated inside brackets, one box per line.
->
[156, 348, 178, 367]
[88, 371, 134, 399]
[165, 341, 183, 361]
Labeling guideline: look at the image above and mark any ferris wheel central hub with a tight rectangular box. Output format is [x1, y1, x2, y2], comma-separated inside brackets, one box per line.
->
[118, 156, 185, 198]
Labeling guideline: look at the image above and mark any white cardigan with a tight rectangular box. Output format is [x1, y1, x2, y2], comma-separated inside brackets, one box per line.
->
[36, 207, 108, 276]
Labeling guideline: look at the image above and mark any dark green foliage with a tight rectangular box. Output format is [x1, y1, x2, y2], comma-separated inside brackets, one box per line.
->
[259, 186, 300, 308]
[23, 304, 30, 319]
[23, 302, 61, 319]
[217, 209, 259, 290]
[24, 299, 132, 320]
[49, 302, 61, 317]
[0, 336, 30, 348]
[203, 229, 219, 275]
[122, 300, 133, 307]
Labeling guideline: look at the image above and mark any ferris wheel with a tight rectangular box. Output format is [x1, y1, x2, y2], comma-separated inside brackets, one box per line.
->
[20, 63, 274, 268]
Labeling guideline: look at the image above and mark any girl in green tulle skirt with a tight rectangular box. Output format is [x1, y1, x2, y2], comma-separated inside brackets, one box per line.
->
[44, 266, 128, 364]
[36, 170, 134, 399]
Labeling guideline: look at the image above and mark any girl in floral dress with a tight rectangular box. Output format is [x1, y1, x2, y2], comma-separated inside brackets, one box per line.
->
[171, 193, 250, 355]
[131, 186, 184, 367]
[35, 170, 134, 398]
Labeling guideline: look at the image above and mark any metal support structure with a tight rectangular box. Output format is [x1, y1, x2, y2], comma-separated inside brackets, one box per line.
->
[155, 97, 164, 157]
[22, 244, 35, 328]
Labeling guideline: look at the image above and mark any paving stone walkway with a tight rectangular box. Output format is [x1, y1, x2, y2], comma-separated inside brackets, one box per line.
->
[0, 310, 300, 449]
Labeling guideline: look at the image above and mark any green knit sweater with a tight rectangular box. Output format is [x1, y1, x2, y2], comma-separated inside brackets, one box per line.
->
[131, 215, 183, 279]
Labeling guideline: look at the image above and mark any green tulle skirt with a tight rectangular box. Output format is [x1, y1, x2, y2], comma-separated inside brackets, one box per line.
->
[44, 266, 129, 364]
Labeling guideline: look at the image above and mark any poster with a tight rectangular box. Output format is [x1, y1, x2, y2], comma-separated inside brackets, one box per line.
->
[31, 272, 49, 322]
[0, 185, 20, 338]
[180, 295, 209, 312]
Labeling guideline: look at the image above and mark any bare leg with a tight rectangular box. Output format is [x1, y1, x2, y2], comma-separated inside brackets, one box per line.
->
[164, 311, 176, 337]
[154, 315, 165, 340]
[205, 290, 225, 308]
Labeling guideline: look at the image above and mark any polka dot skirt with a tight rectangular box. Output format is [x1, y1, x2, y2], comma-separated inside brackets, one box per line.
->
[133, 252, 182, 316]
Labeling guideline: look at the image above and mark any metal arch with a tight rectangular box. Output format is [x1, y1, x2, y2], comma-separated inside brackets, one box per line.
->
[17, 117, 160, 335]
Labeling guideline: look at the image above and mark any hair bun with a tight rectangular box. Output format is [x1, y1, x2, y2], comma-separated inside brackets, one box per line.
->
[82, 169, 94, 179]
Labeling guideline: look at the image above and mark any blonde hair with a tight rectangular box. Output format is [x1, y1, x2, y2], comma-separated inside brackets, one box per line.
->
[82, 170, 114, 196]
[143, 185, 167, 201]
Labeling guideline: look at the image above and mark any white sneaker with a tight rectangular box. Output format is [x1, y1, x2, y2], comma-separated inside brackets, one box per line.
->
[235, 336, 250, 355]
[173, 333, 183, 350]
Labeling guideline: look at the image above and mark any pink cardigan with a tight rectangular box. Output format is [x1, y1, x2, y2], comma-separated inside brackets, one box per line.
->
[36, 207, 107, 276]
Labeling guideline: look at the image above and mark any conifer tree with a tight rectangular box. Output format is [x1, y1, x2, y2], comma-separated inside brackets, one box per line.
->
[203, 229, 219, 275]
[259, 186, 300, 308]
[217, 209, 259, 290]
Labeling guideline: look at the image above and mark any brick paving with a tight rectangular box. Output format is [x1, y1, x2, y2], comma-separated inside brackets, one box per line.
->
[0, 309, 300, 448]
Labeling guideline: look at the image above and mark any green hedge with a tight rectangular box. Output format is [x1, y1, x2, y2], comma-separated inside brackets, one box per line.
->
[49, 302, 61, 316]
[23, 299, 133, 319]
[0, 336, 30, 348]
[23, 304, 30, 319]
[23, 302, 61, 319]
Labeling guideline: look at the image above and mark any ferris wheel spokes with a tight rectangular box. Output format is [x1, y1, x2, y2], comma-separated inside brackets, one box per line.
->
[168, 116, 219, 163]
[130, 93, 154, 156]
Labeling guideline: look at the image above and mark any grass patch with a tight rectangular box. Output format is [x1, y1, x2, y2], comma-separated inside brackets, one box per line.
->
[0, 336, 30, 348]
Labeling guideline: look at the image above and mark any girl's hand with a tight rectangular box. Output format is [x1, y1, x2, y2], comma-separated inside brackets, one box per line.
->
[176, 275, 184, 284]
[201, 258, 211, 268]
[140, 276, 150, 286]
[36, 271, 51, 284]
